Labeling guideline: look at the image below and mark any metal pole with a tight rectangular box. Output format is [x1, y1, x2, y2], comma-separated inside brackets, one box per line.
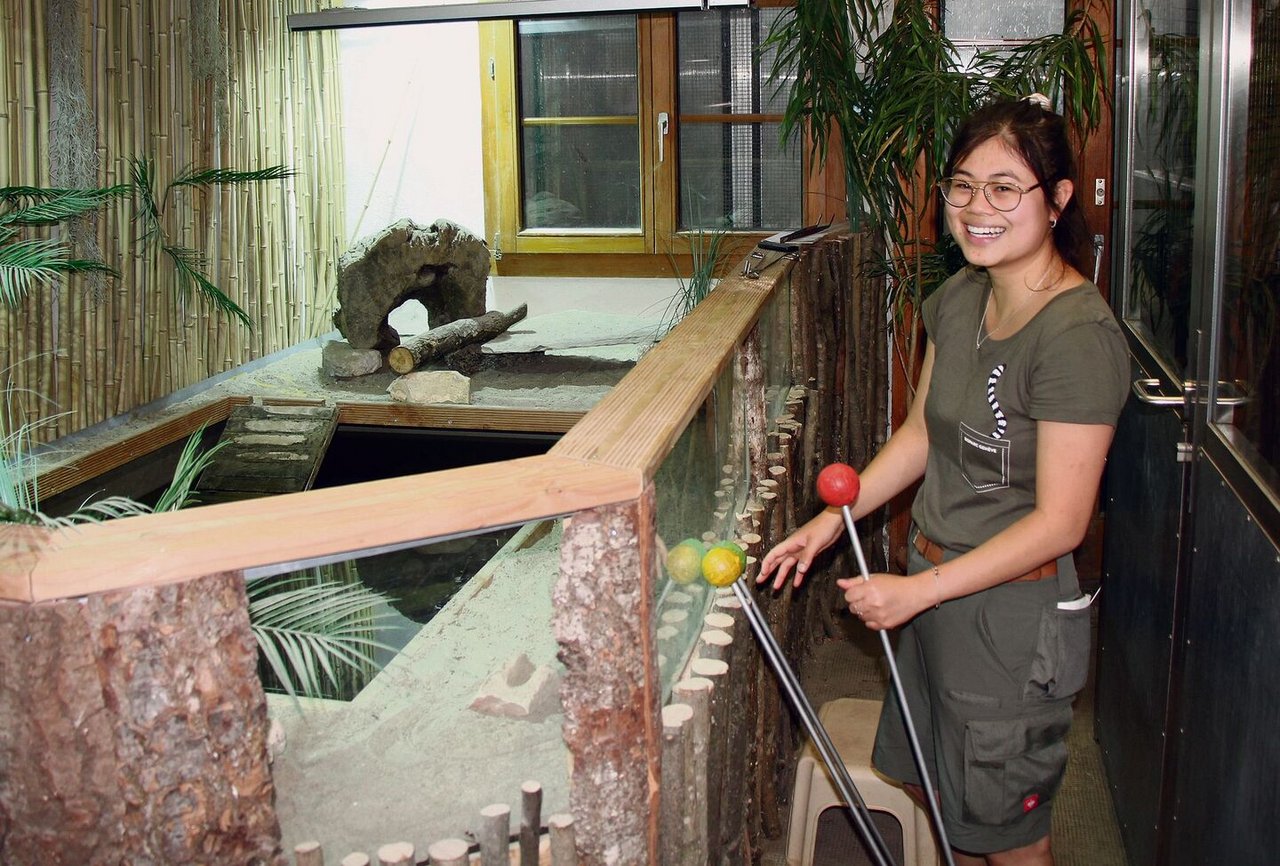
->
[841, 506, 958, 866]
[729, 580, 897, 866]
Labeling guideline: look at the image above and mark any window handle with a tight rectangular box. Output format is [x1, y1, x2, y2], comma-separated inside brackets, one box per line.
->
[657, 112, 670, 163]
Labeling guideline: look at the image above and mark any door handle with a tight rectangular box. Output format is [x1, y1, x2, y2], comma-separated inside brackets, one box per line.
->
[1132, 378, 1184, 406]
[657, 112, 670, 163]
[1132, 378, 1251, 407]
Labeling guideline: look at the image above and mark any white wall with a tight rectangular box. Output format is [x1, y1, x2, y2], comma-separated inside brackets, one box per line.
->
[339, 13, 486, 247]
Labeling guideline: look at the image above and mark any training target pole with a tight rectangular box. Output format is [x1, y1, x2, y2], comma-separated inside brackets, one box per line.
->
[729, 579, 897, 866]
[839, 504, 958, 866]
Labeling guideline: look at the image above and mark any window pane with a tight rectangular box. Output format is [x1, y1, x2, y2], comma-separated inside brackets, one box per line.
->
[944, 0, 1064, 41]
[521, 124, 640, 229]
[1217, 3, 1279, 475]
[676, 9, 800, 231]
[677, 9, 789, 114]
[518, 16, 637, 117]
[517, 16, 640, 231]
[1125, 1, 1199, 372]
[679, 121, 801, 231]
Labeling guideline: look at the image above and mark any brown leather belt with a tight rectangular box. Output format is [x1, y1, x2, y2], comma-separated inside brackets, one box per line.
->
[913, 531, 1057, 583]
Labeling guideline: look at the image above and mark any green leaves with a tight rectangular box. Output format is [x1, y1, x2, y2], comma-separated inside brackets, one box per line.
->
[0, 187, 127, 308]
[0, 158, 290, 330]
[130, 156, 293, 329]
[248, 573, 395, 700]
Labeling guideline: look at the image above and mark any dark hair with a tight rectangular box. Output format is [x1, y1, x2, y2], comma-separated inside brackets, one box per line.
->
[944, 98, 1093, 276]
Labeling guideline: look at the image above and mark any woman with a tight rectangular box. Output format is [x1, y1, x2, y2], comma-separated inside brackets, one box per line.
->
[758, 96, 1130, 866]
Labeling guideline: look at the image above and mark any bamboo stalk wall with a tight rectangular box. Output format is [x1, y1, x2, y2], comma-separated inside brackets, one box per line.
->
[0, 1, 346, 443]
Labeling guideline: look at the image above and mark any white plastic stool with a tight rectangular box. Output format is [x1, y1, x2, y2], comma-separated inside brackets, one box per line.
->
[786, 698, 939, 866]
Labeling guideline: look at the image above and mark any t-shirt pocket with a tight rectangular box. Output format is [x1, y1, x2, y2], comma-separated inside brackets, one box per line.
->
[959, 422, 1010, 493]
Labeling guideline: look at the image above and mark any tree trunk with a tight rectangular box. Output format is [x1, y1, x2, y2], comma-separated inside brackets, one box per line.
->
[0, 572, 284, 866]
[387, 303, 528, 374]
[553, 488, 660, 866]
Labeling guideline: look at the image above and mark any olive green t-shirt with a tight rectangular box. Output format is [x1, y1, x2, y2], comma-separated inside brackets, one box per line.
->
[910, 268, 1130, 552]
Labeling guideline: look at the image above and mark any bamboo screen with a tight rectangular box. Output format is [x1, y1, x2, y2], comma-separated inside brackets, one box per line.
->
[0, 1, 346, 442]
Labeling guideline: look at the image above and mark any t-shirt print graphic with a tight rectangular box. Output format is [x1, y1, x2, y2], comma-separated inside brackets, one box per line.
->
[959, 363, 1011, 493]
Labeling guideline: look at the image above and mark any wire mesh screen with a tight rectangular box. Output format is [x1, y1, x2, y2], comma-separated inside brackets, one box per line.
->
[677, 9, 800, 230]
[518, 16, 640, 229]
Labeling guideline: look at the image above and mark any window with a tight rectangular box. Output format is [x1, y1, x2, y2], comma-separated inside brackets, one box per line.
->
[480, 8, 809, 273]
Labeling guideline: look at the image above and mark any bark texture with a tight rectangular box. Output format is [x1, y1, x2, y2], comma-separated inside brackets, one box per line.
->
[0, 572, 284, 866]
[553, 488, 659, 866]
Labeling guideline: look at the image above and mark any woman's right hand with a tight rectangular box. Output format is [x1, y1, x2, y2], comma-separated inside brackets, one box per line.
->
[757, 510, 844, 590]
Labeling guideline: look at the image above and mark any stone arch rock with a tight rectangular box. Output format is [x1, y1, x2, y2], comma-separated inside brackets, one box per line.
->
[334, 218, 490, 351]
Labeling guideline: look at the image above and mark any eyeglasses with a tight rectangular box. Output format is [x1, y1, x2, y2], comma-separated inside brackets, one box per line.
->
[937, 177, 1043, 212]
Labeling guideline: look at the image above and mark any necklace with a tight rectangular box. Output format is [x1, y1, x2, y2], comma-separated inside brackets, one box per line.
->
[975, 262, 1063, 349]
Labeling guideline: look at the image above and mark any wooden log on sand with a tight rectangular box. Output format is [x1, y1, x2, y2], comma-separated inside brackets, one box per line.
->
[387, 303, 528, 373]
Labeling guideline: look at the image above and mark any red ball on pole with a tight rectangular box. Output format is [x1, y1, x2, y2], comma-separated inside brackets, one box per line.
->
[817, 462, 861, 507]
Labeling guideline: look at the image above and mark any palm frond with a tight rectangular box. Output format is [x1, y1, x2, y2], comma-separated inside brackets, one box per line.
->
[169, 164, 295, 190]
[163, 244, 252, 328]
[0, 186, 130, 228]
[247, 576, 395, 700]
[128, 156, 164, 250]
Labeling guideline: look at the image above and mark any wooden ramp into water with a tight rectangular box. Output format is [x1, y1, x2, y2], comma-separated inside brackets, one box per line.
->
[194, 402, 339, 505]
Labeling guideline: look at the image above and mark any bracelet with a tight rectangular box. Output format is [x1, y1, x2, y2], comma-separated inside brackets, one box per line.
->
[932, 565, 941, 609]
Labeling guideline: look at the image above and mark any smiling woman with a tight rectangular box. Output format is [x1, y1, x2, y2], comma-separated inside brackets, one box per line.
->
[760, 97, 1129, 866]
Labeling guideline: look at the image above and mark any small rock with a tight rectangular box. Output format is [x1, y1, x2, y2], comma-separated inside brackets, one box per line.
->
[469, 653, 562, 721]
[322, 340, 383, 378]
[387, 370, 471, 405]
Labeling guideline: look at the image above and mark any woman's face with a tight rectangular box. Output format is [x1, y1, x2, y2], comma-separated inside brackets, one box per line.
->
[944, 136, 1070, 277]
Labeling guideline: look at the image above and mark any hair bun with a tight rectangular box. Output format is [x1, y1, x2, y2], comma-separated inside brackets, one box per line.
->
[1024, 93, 1052, 110]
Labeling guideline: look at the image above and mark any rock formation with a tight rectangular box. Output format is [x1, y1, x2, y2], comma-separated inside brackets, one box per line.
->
[334, 219, 489, 351]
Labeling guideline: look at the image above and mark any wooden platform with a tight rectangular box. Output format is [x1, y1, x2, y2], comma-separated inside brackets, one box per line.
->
[195, 402, 339, 504]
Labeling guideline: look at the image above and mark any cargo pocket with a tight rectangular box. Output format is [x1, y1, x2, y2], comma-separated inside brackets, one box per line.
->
[962, 705, 1072, 826]
[1024, 605, 1092, 700]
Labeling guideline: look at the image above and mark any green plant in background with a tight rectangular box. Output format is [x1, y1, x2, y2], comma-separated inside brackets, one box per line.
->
[128, 158, 294, 329]
[0, 186, 128, 309]
[656, 223, 738, 338]
[764, 0, 1109, 385]
[1, 159, 293, 329]
[0, 393, 390, 700]
[248, 567, 390, 701]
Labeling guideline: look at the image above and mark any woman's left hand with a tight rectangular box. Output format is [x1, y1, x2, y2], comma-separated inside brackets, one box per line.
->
[836, 573, 931, 630]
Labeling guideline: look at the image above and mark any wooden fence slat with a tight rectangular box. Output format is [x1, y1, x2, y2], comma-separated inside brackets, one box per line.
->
[547, 814, 575, 866]
[426, 838, 470, 866]
[479, 803, 511, 866]
[520, 781, 543, 866]
[294, 840, 324, 866]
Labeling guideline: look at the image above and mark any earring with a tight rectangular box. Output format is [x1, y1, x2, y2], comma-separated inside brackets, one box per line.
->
[1049, 218, 1058, 229]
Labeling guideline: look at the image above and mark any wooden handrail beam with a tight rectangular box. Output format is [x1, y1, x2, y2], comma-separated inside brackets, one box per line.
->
[7, 454, 640, 603]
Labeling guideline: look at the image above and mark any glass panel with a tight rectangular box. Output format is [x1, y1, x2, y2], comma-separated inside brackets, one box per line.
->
[677, 9, 800, 231]
[518, 16, 637, 117]
[521, 124, 641, 228]
[518, 15, 640, 231]
[653, 361, 744, 698]
[1124, 0, 1199, 372]
[677, 8, 789, 114]
[1216, 2, 1279, 476]
[944, 0, 1065, 41]
[265, 521, 570, 853]
[679, 121, 801, 230]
